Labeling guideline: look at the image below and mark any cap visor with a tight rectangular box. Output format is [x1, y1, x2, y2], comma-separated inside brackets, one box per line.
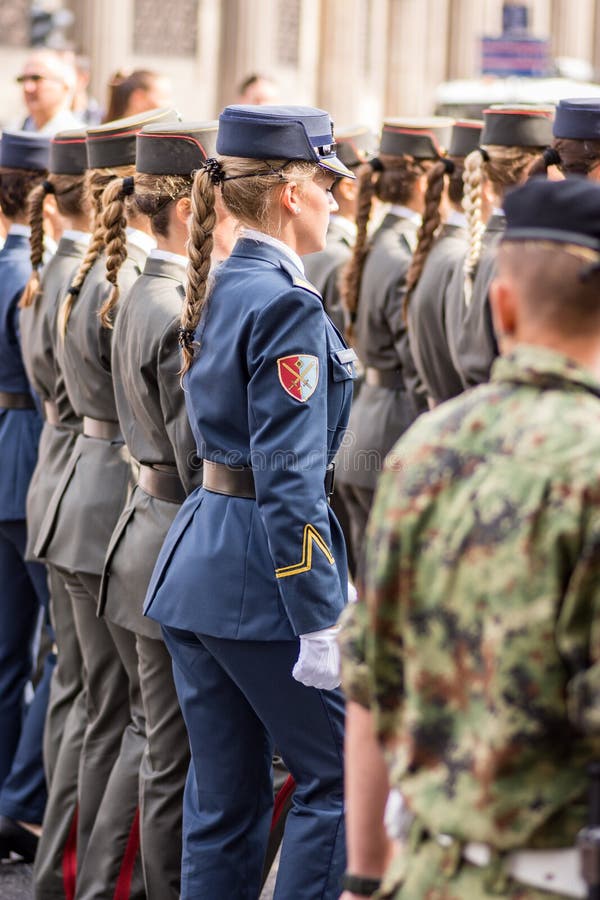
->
[319, 156, 356, 179]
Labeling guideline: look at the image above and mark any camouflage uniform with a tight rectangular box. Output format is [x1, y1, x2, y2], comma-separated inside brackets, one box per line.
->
[341, 344, 600, 899]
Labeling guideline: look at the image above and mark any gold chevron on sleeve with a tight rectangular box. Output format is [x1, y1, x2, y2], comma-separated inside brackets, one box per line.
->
[275, 523, 335, 579]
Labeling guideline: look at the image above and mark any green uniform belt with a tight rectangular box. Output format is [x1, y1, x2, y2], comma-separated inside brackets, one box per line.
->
[43, 400, 60, 426]
[364, 366, 405, 389]
[137, 463, 186, 505]
[0, 390, 35, 410]
[82, 416, 122, 441]
[203, 459, 336, 501]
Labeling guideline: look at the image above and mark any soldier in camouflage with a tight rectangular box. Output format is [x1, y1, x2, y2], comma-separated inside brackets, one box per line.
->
[340, 177, 600, 899]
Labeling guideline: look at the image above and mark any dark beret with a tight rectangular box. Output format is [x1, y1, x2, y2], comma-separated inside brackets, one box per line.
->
[503, 176, 600, 252]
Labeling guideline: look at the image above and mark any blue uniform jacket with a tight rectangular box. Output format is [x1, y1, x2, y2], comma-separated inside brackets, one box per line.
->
[145, 238, 356, 639]
[0, 233, 42, 521]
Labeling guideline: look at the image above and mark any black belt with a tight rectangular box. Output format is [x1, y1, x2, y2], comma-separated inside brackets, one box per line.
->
[82, 416, 122, 441]
[203, 460, 336, 501]
[43, 400, 60, 426]
[0, 390, 35, 410]
[138, 463, 186, 504]
[364, 367, 405, 390]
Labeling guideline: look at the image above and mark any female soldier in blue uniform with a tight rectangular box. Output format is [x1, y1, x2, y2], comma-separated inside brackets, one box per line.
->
[144, 105, 357, 899]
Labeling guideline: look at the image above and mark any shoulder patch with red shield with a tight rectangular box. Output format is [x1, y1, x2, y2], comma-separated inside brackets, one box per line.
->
[277, 354, 319, 402]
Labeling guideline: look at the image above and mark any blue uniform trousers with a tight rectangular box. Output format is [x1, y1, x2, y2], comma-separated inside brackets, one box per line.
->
[0, 519, 51, 824]
[162, 627, 346, 900]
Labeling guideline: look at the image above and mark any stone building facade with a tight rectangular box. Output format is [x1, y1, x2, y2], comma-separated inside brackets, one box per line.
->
[1, 0, 600, 128]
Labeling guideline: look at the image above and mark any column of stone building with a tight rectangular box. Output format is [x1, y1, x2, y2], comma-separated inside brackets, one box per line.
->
[217, 0, 276, 108]
[385, 0, 451, 117]
[317, 0, 374, 126]
[69, 0, 133, 105]
[446, 0, 487, 79]
[551, 0, 596, 70]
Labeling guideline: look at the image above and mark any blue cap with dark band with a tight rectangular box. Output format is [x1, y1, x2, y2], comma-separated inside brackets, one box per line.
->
[553, 98, 600, 140]
[0, 129, 50, 172]
[216, 105, 355, 179]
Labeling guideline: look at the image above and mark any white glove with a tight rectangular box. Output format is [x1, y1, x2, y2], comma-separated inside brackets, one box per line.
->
[384, 788, 413, 842]
[292, 624, 341, 690]
[347, 580, 358, 604]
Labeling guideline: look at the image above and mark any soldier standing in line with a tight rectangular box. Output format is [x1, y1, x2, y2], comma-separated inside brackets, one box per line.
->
[404, 120, 482, 406]
[335, 118, 453, 570]
[19, 130, 91, 893]
[34, 107, 179, 900]
[0, 130, 53, 862]
[143, 104, 357, 900]
[444, 105, 553, 389]
[345, 176, 600, 899]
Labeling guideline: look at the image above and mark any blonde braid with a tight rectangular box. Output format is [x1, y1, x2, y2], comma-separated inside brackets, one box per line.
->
[462, 149, 485, 306]
[340, 162, 377, 342]
[20, 182, 48, 308]
[180, 168, 216, 376]
[98, 177, 130, 328]
[404, 159, 447, 318]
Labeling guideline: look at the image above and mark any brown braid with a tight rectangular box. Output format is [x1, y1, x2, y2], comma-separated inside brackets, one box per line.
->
[403, 159, 447, 316]
[340, 163, 376, 343]
[180, 168, 216, 375]
[99, 177, 132, 327]
[21, 173, 88, 308]
[20, 183, 47, 308]
[341, 153, 426, 342]
[59, 165, 134, 336]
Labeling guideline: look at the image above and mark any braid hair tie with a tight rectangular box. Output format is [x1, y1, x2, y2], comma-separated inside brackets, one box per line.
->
[42, 180, 55, 195]
[478, 147, 490, 163]
[543, 147, 562, 169]
[203, 158, 225, 185]
[369, 157, 384, 173]
[177, 327, 196, 350]
[122, 175, 135, 196]
[442, 158, 455, 175]
[67, 285, 81, 297]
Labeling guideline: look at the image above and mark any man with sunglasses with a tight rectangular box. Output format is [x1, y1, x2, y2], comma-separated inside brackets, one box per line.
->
[17, 49, 80, 135]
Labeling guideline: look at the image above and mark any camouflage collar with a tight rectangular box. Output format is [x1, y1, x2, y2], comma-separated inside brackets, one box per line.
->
[492, 344, 600, 399]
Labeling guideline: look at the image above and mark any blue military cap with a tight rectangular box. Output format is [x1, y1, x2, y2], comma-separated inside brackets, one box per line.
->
[0, 129, 50, 171]
[503, 177, 600, 252]
[216, 105, 355, 179]
[553, 98, 600, 140]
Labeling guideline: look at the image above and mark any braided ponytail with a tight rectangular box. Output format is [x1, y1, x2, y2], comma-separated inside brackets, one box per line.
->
[59, 166, 133, 336]
[462, 149, 486, 306]
[20, 181, 51, 308]
[98, 176, 133, 327]
[341, 161, 377, 342]
[179, 168, 216, 375]
[403, 159, 448, 317]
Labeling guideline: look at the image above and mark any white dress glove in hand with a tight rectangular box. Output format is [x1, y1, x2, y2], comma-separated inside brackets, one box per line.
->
[384, 788, 413, 842]
[347, 580, 358, 604]
[292, 624, 341, 690]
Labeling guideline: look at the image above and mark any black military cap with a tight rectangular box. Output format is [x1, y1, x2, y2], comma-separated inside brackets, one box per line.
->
[481, 105, 554, 147]
[0, 129, 50, 171]
[136, 122, 218, 175]
[553, 98, 600, 140]
[86, 107, 180, 169]
[379, 117, 453, 159]
[50, 129, 87, 175]
[335, 126, 378, 170]
[449, 120, 483, 158]
[503, 176, 600, 252]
